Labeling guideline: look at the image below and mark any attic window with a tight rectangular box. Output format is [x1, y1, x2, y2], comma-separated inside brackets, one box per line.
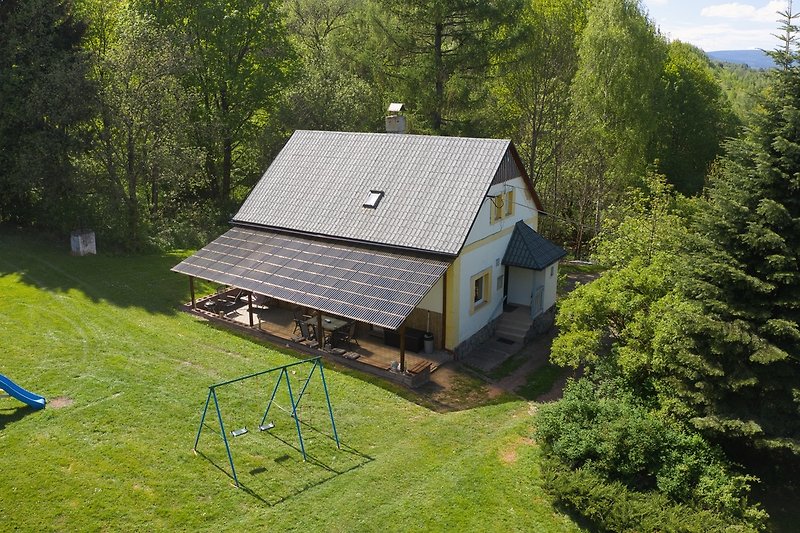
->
[363, 190, 384, 209]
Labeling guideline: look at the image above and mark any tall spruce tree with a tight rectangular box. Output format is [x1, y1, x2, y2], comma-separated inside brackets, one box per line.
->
[373, 0, 522, 134]
[671, 9, 800, 461]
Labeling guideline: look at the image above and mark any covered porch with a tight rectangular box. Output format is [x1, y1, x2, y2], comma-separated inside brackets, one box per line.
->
[191, 288, 451, 387]
[172, 226, 452, 388]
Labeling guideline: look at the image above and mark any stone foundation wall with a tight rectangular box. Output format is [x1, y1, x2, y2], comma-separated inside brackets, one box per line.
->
[525, 305, 556, 344]
[453, 315, 501, 359]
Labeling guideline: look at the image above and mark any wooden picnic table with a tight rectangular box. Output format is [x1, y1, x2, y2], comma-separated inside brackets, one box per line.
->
[306, 315, 349, 332]
[304, 315, 351, 348]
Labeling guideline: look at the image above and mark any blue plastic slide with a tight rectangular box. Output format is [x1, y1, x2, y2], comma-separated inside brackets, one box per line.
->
[0, 373, 46, 410]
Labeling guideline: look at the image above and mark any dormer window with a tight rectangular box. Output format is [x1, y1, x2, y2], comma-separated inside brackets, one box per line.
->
[364, 190, 384, 209]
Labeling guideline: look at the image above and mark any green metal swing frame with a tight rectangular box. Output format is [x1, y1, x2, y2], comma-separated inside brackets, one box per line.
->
[193, 356, 340, 488]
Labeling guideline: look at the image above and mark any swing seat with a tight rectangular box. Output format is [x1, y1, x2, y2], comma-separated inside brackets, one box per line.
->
[259, 422, 275, 431]
[231, 427, 248, 437]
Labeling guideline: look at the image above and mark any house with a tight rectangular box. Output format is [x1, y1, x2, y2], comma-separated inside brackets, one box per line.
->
[172, 129, 565, 370]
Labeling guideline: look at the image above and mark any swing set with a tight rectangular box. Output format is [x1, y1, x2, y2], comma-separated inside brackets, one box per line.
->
[194, 356, 340, 488]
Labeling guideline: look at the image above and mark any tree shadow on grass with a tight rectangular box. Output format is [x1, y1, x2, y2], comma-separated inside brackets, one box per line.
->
[0, 404, 38, 430]
[0, 228, 198, 315]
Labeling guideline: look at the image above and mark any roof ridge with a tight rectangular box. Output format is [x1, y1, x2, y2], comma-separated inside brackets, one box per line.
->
[502, 221, 566, 271]
[293, 129, 512, 144]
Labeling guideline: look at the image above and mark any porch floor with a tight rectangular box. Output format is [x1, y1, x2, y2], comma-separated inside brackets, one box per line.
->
[205, 296, 451, 374]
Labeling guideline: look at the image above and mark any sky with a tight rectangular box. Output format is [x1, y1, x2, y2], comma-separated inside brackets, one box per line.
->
[641, 0, 790, 51]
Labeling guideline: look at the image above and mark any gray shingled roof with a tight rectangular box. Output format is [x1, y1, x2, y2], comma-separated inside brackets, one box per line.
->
[502, 221, 567, 270]
[172, 226, 450, 330]
[233, 130, 513, 256]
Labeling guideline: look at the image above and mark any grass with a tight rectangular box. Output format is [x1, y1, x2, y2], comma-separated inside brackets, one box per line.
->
[488, 350, 529, 380]
[0, 229, 581, 532]
[516, 364, 567, 401]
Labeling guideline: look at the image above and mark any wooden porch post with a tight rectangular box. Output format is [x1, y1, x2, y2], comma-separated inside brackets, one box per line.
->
[248, 292, 254, 327]
[317, 312, 324, 349]
[189, 276, 196, 309]
[399, 324, 406, 372]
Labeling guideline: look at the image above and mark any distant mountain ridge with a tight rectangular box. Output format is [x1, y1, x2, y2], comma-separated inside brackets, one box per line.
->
[706, 50, 775, 69]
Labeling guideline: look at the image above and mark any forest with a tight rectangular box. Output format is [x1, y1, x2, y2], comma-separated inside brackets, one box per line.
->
[2, 0, 798, 530]
[0, 0, 764, 252]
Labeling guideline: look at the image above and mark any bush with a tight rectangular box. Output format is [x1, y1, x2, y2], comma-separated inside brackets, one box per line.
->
[535, 379, 766, 528]
[542, 458, 761, 532]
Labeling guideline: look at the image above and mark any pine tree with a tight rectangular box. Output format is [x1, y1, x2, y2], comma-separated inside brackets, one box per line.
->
[672, 8, 800, 461]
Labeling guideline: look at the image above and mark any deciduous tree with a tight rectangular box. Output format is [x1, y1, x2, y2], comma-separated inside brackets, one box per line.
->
[486, 0, 587, 242]
[0, 0, 92, 229]
[151, 0, 295, 206]
[565, 0, 666, 255]
[77, 3, 200, 247]
[656, 41, 737, 195]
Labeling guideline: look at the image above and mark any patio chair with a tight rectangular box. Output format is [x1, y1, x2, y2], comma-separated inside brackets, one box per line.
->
[297, 320, 313, 340]
[292, 308, 314, 334]
[248, 294, 268, 324]
[332, 322, 359, 350]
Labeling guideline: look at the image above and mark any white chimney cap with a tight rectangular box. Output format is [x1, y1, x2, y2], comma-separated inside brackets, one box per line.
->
[388, 102, 405, 113]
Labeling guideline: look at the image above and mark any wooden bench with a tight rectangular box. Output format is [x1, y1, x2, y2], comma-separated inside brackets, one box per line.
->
[408, 360, 431, 374]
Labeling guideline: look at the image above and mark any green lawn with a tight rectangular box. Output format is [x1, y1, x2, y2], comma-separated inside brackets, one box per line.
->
[516, 364, 567, 401]
[0, 230, 580, 532]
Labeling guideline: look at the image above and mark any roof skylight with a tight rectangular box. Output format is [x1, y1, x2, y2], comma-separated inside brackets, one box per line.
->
[363, 190, 384, 209]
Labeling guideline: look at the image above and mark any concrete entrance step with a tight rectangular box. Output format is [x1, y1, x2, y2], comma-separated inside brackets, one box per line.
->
[495, 323, 528, 337]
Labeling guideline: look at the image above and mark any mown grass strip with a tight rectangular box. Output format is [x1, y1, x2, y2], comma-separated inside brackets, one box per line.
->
[0, 229, 579, 532]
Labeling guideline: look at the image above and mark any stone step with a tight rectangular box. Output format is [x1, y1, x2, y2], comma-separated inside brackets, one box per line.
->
[495, 323, 529, 336]
[498, 320, 532, 332]
[499, 313, 533, 326]
[507, 306, 533, 317]
[494, 332, 525, 344]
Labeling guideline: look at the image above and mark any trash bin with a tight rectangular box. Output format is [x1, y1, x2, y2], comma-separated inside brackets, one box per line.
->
[423, 332, 434, 354]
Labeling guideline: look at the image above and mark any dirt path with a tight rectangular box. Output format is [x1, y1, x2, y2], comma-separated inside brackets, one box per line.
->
[479, 329, 557, 401]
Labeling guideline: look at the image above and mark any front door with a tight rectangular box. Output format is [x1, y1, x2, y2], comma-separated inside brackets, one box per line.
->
[532, 286, 544, 318]
[503, 265, 509, 306]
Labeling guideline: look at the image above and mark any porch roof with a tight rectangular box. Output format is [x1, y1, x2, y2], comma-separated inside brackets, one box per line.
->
[502, 221, 567, 270]
[171, 226, 450, 330]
